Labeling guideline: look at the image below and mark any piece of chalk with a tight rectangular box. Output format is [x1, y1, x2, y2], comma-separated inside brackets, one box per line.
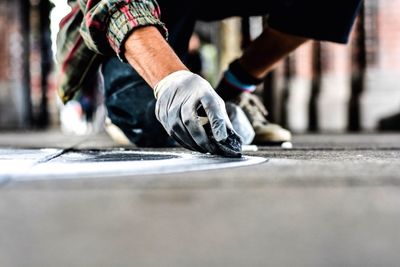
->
[281, 141, 293, 149]
[242, 145, 258, 152]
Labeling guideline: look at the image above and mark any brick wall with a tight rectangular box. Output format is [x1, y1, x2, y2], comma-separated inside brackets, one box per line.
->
[0, 0, 30, 129]
[281, 0, 400, 132]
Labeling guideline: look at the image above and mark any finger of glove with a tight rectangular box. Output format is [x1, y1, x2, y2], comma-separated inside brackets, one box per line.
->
[201, 95, 229, 142]
[171, 112, 207, 153]
[155, 90, 206, 153]
[170, 132, 200, 152]
[181, 103, 216, 153]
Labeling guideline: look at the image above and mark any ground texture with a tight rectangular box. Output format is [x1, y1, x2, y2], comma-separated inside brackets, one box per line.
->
[1, 131, 399, 267]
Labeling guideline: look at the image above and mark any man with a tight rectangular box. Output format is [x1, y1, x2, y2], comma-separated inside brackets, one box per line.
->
[57, 0, 362, 156]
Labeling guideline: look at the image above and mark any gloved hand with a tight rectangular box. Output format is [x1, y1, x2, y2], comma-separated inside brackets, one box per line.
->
[154, 70, 242, 157]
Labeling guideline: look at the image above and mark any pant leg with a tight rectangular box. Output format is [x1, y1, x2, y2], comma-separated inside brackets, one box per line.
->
[195, 0, 361, 44]
[267, 0, 362, 44]
[101, 57, 175, 147]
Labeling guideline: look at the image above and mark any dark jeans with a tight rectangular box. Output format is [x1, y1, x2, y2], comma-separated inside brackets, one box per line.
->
[102, 0, 362, 147]
[101, 57, 174, 147]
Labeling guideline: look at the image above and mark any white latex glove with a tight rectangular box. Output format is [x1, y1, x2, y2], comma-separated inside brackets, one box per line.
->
[154, 70, 242, 156]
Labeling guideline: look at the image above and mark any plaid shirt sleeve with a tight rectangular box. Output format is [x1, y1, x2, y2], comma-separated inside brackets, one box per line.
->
[56, 0, 167, 103]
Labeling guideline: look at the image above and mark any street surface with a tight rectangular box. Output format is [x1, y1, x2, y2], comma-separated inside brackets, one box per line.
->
[1, 130, 399, 267]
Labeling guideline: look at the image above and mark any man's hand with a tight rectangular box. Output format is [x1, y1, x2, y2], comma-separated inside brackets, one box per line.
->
[124, 27, 241, 156]
[154, 70, 241, 156]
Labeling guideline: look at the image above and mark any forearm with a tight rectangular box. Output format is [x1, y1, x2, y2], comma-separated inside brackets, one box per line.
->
[239, 27, 309, 79]
[124, 26, 188, 88]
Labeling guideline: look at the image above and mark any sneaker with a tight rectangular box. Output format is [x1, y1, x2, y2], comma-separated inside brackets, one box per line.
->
[234, 93, 292, 144]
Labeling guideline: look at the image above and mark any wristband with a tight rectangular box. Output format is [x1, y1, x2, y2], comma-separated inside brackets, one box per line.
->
[223, 69, 257, 92]
[229, 59, 264, 85]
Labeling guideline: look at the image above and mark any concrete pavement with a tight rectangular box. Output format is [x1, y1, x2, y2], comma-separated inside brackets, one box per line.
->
[1, 130, 400, 267]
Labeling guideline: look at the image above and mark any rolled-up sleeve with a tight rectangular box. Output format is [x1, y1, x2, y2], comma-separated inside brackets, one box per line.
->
[80, 0, 168, 61]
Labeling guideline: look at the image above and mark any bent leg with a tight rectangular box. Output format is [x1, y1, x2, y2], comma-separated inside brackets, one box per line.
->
[101, 57, 174, 147]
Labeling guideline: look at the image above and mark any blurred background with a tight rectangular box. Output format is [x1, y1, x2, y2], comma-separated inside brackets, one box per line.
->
[0, 0, 399, 135]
